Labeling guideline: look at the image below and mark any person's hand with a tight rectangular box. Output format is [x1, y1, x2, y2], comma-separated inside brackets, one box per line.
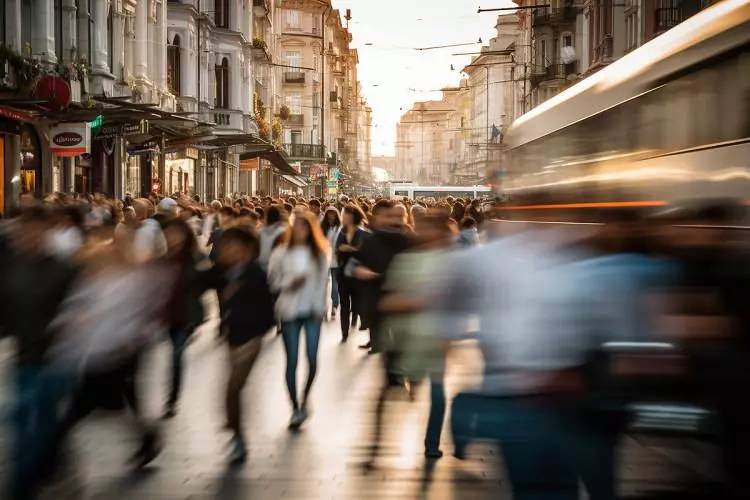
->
[338, 244, 356, 253]
[354, 266, 380, 281]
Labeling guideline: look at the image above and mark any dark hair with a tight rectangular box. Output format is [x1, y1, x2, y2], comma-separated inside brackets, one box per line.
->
[255, 206, 265, 220]
[162, 218, 198, 264]
[309, 199, 321, 208]
[372, 199, 395, 217]
[460, 216, 477, 229]
[343, 204, 365, 226]
[321, 207, 341, 234]
[239, 207, 253, 217]
[219, 206, 237, 218]
[219, 227, 260, 260]
[266, 205, 283, 225]
[283, 202, 293, 213]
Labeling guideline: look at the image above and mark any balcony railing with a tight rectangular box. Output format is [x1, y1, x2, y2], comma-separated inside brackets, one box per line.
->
[286, 114, 304, 126]
[283, 143, 326, 160]
[532, 6, 576, 27]
[655, 7, 682, 31]
[284, 71, 305, 84]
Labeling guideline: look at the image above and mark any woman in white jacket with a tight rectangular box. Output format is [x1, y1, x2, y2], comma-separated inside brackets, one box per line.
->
[268, 210, 330, 428]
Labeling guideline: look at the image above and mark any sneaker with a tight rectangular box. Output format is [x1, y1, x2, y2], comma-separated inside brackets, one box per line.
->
[161, 405, 177, 420]
[288, 408, 308, 429]
[130, 430, 161, 469]
[425, 449, 444, 459]
[229, 436, 247, 464]
[358, 342, 371, 350]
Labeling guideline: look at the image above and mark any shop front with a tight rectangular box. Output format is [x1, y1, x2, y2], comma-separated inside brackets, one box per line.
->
[164, 147, 198, 196]
[49, 122, 91, 195]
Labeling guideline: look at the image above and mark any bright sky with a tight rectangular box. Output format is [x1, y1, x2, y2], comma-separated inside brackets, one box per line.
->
[331, 0, 516, 156]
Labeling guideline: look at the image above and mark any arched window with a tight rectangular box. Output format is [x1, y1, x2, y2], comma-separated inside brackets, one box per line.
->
[215, 0, 229, 28]
[215, 57, 229, 108]
[167, 34, 181, 95]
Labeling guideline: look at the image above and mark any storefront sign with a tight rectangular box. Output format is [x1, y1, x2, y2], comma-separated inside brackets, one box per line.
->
[95, 120, 148, 140]
[50, 122, 90, 157]
[240, 158, 260, 171]
[184, 147, 199, 160]
[329, 167, 341, 181]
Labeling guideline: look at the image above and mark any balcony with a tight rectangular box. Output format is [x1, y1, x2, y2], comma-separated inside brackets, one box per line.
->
[284, 71, 305, 84]
[283, 143, 326, 161]
[286, 114, 304, 127]
[532, 6, 577, 27]
[531, 61, 577, 86]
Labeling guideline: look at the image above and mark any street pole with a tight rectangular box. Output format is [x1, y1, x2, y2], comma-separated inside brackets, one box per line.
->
[485, 65, 489, 182]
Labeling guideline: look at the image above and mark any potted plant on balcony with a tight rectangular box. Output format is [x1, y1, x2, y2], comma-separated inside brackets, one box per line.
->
[271, 118, 282, 148]
[252, 37, 269, 60]
[278, 104, 290, 121]
[258, 116, 271, 141]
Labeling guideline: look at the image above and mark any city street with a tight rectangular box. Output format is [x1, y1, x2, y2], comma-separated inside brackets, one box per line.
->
[0, 303, 721, 500]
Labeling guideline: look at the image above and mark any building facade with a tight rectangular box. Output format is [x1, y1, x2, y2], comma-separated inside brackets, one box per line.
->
[0, 0, 372, 212]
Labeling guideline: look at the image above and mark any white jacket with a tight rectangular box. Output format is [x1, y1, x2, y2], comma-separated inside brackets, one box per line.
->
[268, 245, 330, 321]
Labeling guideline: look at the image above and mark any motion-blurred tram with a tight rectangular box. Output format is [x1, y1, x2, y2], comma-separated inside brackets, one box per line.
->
[502, 0, 750, 224]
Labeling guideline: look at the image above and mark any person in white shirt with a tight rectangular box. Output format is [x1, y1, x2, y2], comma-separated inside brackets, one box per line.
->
[321, 207, 342, 320]
[268, 210, 330, 429]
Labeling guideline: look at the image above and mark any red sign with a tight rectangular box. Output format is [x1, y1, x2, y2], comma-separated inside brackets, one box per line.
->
[35, 75, 72, 111]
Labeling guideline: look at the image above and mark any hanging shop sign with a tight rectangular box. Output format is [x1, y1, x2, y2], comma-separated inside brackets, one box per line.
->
[240, 157, 260, 171]
[127, 139, 160, 156]
[329, 167, 341, 181]
[50, 122, 90, 157]
[184, 147, 199, 160]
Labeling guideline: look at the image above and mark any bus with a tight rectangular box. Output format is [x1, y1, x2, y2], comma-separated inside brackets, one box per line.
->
[387, 184, 492, 200]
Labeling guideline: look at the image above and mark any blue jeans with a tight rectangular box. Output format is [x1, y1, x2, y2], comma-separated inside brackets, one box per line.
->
[330, 268, 340, 308]
[452, 392, 616, 500]
[281, 317, 322, 410]
[10, 365, 72, 499]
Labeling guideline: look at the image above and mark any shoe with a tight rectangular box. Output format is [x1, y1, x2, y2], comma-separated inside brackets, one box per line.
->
[288, 408, 308, 429]
[131, 430, 161, 469]
[425, 449, 444, 459]
[340, 336, 348, 344]
[161, 405, 177, 419]
[229, 436, 247, 464]
[358, 342, 371, 350]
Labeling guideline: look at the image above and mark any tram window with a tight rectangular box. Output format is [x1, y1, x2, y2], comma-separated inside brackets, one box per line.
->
[394, 190, 408, 196]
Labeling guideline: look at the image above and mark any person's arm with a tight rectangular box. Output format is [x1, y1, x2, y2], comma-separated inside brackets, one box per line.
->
[267, 248, 306, 292]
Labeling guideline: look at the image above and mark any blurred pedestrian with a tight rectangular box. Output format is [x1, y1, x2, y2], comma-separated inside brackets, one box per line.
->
[321, 207, 342, 321]
[268, 211, 330, 428]
[335, 204, 368, 342]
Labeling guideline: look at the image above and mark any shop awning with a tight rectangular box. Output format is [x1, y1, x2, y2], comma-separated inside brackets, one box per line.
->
[281, 175, 308, 188]
[239, 148, 301, 178]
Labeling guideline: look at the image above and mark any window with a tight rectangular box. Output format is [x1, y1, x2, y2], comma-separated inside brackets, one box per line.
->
[540, 39, 547, 66]
[312, 92, 319, 116]
[76, 0, 94, 64]
[286, 9, 301, 29]
[563, 34, 573, 47]
[291, 131, 302, 144]
[107, 3, 114, 71]
[286, 93, 302, 114]
[286, 51, 301, 69]
[167, 35, 181, 95]
[215, 0, 229, 28]
[54, 0, 63, 62]
[215, 57, 229, 108]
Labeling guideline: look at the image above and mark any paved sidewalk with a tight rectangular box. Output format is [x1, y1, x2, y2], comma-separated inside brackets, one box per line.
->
[0, 313, 721, 499]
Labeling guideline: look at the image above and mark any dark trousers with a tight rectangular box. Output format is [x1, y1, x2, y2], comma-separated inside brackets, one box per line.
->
[167, 328, 190, 408]
[337, 273, 356, 340]
[424, 375, 446, 453]
[452, 392, 617, 500]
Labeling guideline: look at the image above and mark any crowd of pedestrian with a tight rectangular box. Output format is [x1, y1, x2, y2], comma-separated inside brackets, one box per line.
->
[1, 189, 750, 499]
